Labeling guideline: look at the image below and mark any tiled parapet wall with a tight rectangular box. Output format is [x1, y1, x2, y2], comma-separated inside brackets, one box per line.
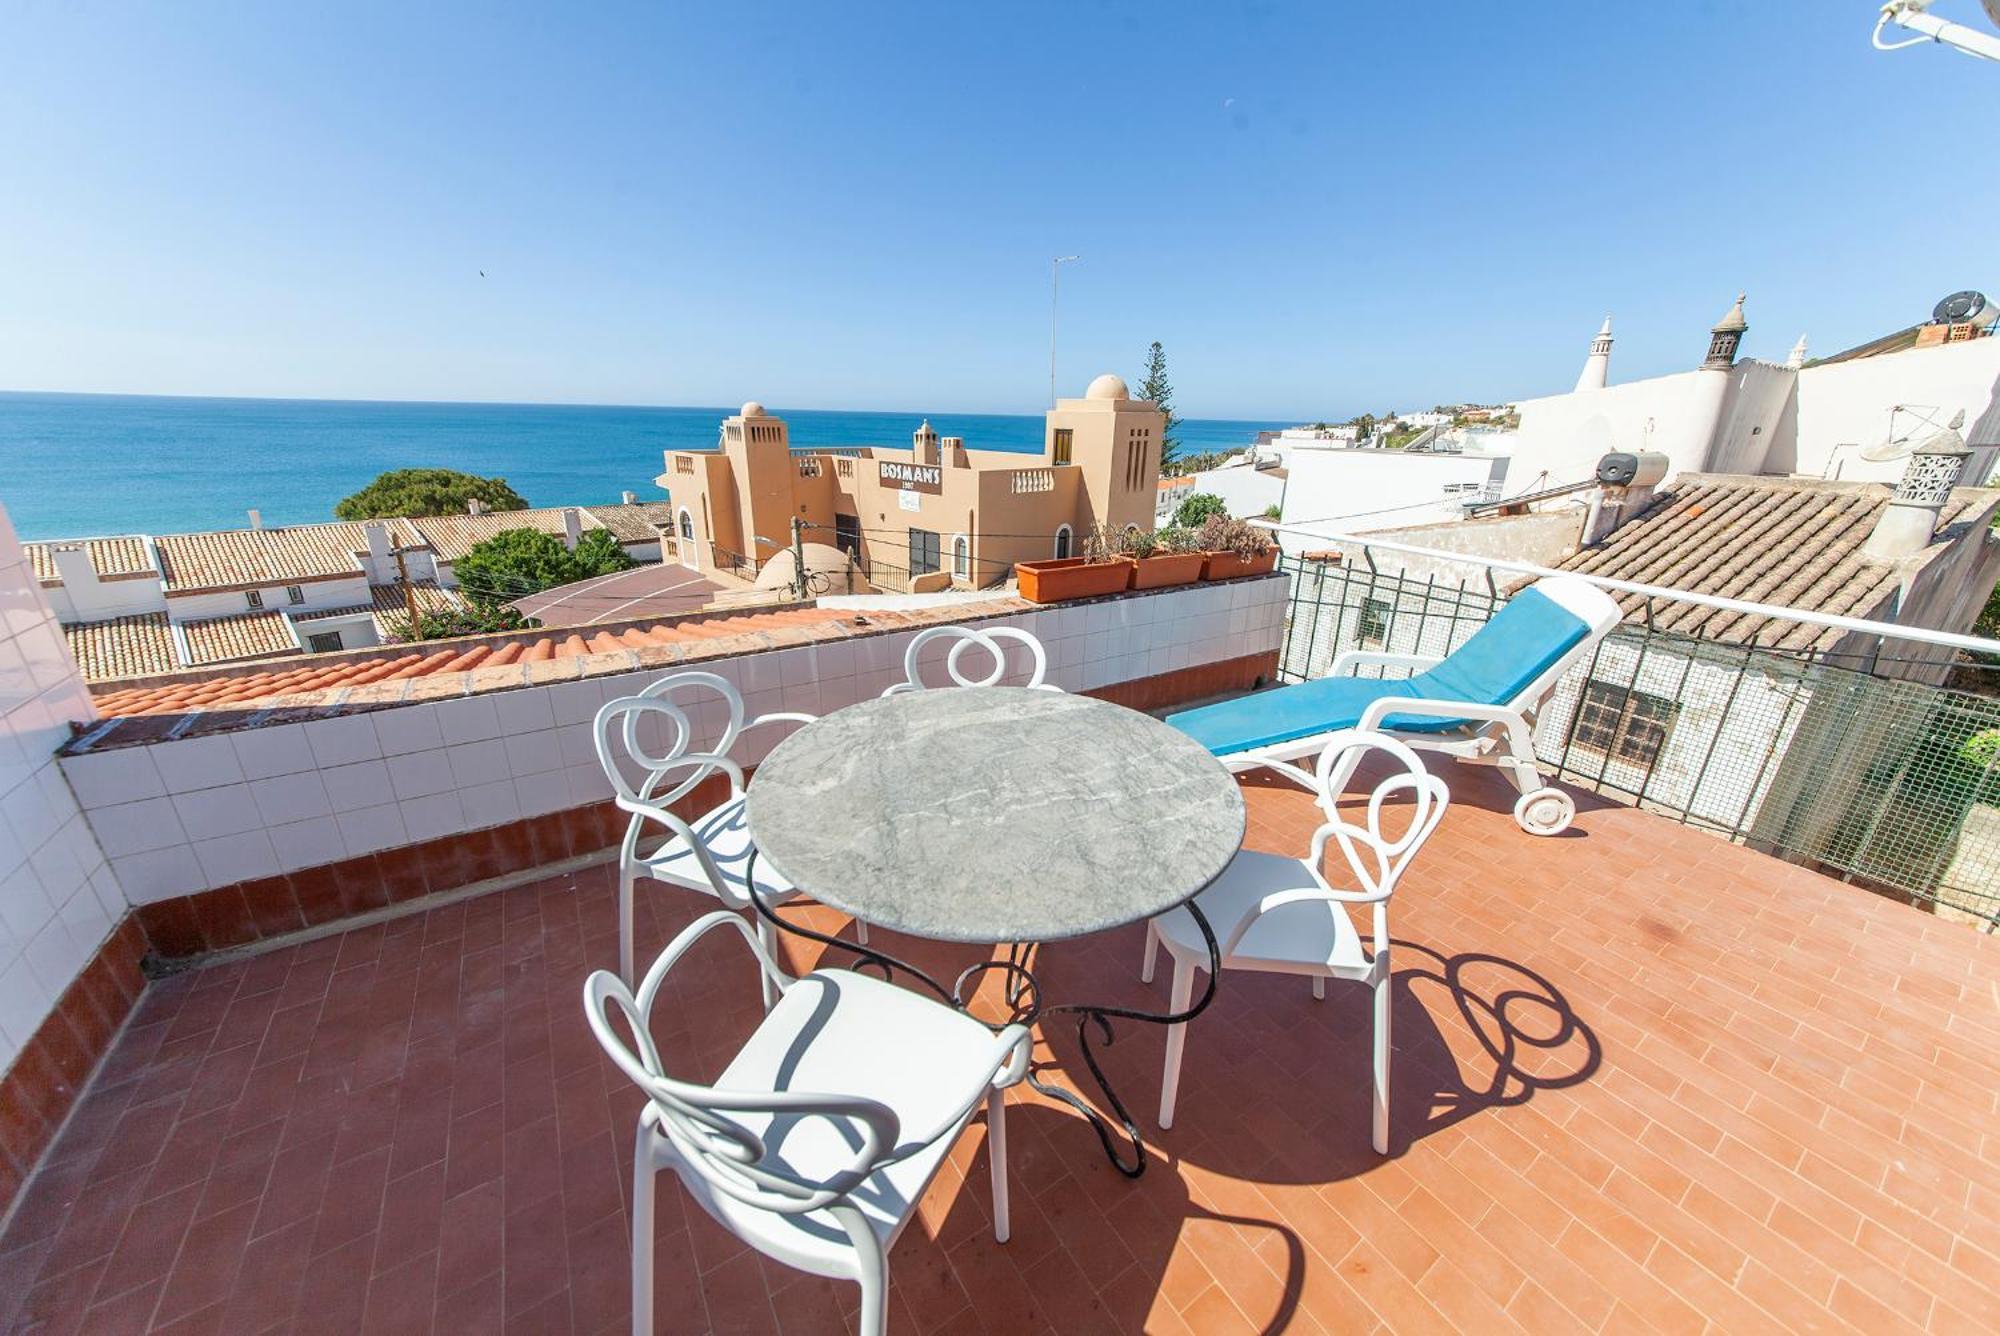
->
[58, 577, 1287, 960]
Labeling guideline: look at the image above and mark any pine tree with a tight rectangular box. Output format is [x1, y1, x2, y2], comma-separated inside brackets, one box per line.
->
[1138, 341, 1180, 471]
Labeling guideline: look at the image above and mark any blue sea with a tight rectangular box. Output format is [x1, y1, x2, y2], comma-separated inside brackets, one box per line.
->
[0, 392, 1284, 540]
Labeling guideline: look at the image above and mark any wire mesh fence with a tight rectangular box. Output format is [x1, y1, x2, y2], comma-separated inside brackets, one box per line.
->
[1276, 553, 2000, 929]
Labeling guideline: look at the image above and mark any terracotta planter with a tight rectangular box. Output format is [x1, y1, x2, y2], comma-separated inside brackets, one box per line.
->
[1015, 557, 1136, 604]
[1202, 548, 1280, 581]
[1128, 552, 1207, 590]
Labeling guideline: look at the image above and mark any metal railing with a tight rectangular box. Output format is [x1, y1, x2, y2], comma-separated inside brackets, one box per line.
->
[1274, 547, 2000, 930]
[709, 545, 757, 582]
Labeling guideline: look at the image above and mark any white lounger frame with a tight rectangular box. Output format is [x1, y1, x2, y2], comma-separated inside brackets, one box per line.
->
[1219, 575, 1622, 835]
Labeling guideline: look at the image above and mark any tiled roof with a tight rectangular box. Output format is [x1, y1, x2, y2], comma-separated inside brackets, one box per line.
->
[1547, 474, 2000, 652]
[180, 610, 299, 666]
[87, 601, 1027, 717]
[583, 501, 677, 543]
[154, 520, 420, 593]
[410, 509, 606, 563]
[293, 581, 465, 634]
[23, 536, 157, 586]
[61, 614, 180, 681]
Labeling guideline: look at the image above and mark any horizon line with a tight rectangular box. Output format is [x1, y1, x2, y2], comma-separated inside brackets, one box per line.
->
[0, 386, 1299, 425]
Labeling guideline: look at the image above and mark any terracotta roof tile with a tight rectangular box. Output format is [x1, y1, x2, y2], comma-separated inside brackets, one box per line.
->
[410, 509, 607, 563]
[83, 599, 1031, 717]
[1544, 474, 2000, 651]
[180, 610, 299, 666]
[23, 536, 157, 586]
[61, 613, 179, 681]
[154, 520, 421, 593]
[582, 501, 677, 543]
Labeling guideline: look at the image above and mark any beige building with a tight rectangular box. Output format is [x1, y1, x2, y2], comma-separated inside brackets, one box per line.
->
[657, 374, 1165, 591]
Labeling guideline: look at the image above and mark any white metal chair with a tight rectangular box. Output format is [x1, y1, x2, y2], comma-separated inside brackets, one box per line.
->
[1141, 730, 1448, 1153]
[594, 671, 864, 998]
[586, 910, 1029, 1336]
[1167, 575, 1618, 834]
[880, 625, 1059, 695]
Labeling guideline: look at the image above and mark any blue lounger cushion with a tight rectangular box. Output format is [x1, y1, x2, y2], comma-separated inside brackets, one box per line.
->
[1168, 586, 1592, 756]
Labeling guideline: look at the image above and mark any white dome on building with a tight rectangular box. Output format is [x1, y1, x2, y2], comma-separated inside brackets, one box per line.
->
[1085, 373, 1129, 401]
[740, 401, 767, 418]
[753, 542, 865, 595]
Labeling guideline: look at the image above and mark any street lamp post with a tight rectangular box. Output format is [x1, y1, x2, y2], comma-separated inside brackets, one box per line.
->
[1050, 255, 1079, 408]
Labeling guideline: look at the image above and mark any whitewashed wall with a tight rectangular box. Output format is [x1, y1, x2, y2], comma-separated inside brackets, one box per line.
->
[62, 577, 1288, 906]
[0, 505, 125, 1074]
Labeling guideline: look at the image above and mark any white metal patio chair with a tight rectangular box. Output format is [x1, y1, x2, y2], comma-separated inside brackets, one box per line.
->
[594, 671, 865, 998]
[585, 910, 1030, 1336]
[1166, 575, 1617, 834]
[880, 624, 1060, 695]
[1141, 730, 1448, 1153]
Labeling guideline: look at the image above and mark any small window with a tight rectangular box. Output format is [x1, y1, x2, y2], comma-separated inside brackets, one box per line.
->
[1054, 525, 1073, 559]
[1052, 428, 1073, 465]
[307, 631, 344, 654]
[286, 585, 305, 606]
[952, 536, 969, 579]
[1571, 680, 1679, 768]
[1359, 597, 1392, 647]
[908, 527, 941, 575]
[245, 589, 264, 610]
[678, 509, 695, 540]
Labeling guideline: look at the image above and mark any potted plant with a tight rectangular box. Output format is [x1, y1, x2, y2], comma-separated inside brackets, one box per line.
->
[1014, 522, 1135, 603]
[1197, 514, 1280, 580]
[1127, 524, 1207, 590]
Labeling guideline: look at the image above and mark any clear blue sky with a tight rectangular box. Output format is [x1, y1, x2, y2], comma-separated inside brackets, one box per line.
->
[2, 2, 1996, 420]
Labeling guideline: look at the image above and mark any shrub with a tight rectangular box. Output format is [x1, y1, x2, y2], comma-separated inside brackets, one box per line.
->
[1172, 492, 1228, 529]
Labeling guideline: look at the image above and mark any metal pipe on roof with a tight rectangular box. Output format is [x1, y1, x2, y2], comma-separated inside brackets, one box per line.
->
[1253, 517, 2000, 657]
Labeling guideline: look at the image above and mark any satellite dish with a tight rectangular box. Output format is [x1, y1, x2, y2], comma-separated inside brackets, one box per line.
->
[1932, 290, 1995, 327]
[1862, 408, 1970, 462]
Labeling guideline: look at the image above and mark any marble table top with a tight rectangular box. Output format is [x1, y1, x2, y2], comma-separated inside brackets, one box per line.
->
[744, 687, 1245, 943]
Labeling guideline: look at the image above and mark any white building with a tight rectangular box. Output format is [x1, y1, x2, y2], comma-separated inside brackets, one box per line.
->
[1275, 291, 2000, 552]
[28, 500, 677, 682]
[1509, 294, 2000, 490]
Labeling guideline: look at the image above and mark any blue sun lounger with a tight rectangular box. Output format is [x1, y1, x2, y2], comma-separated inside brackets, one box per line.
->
[1168, 575, 1623, 833]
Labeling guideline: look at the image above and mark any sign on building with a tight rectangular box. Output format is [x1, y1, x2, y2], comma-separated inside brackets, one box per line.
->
[879, 461, 943, 495]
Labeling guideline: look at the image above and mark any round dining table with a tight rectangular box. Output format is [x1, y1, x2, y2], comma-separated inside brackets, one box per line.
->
[743, 686, 1245, 1176]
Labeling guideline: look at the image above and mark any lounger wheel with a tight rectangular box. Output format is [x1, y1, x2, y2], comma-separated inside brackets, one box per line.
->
[1514, 787, 1574, 836]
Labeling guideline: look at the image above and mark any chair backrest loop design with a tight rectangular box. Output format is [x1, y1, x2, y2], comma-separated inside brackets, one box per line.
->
[882, 625, 1055, 695]
[585, 927, 903, 1217]
[1308, 729, 1450, 903]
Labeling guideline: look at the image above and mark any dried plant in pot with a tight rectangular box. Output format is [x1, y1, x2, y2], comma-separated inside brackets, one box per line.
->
[1196, 514, 1280, 580]
[1128, 524, 1207, 590]
[1014, 522, 1136, 603]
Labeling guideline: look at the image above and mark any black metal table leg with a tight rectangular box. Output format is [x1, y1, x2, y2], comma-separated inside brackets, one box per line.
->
[743, 850, 1218, 1178]
[1022, 901, 1220, 1178]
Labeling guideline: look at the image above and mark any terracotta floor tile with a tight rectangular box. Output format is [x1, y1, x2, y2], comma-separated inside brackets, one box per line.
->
[3, 770, 1998, 1332]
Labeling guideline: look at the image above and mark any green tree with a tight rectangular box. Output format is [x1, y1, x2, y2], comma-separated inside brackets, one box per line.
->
[1352, 412, 1377, 442]
[451, 527, 635, 607]
[334, 468, 528, 521]
[1173, 492, 1229, 528]
[384, 605, 533, 643]
[1137, 341, 1180, 470]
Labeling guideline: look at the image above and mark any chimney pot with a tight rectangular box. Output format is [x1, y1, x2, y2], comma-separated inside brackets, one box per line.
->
[247, 508, 264, 530]
[1863, 421, 1972, 561]
[561, 507, 584, 550]
[621, 490, 637, 506]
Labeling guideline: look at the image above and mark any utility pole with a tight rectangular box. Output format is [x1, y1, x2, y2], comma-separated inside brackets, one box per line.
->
[790, 517, 808, 602]
[392, 537, 422, 635]
[1050, 255, 1079, 408]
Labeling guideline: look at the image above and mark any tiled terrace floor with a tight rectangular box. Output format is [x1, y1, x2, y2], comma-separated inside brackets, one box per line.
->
[3, 763, 1999, 1333]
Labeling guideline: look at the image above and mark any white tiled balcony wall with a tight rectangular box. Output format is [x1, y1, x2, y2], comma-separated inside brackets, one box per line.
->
[61, 578, 1286, 906]
[0, 503, 126, 1073]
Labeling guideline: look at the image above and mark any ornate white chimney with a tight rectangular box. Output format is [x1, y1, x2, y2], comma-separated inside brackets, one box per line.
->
[1862, 413, 1972, 562]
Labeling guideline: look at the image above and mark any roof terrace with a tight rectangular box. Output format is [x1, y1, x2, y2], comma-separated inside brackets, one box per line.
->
[1, 762, 1993, 1333]
[2, 527, 1999, 1334]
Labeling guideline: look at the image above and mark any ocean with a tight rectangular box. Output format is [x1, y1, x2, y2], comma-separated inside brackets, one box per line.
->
[0, 392, 1284, 541]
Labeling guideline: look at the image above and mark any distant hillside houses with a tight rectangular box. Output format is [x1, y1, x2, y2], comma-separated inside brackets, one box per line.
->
[26, 497, 676, 683]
